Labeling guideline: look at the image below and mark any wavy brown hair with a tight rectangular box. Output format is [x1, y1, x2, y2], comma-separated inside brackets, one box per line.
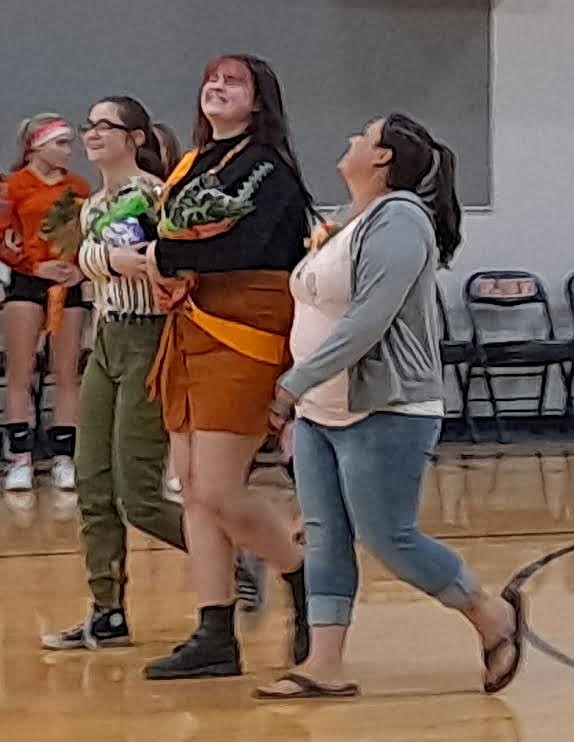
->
[193, 54, 314, 212]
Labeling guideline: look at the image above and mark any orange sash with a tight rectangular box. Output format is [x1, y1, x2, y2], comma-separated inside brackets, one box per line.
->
[187, 299, 287, 365]
[147, 298, 288, 413]
[148, 144, 288, 408]
[158, 150, 199, 208]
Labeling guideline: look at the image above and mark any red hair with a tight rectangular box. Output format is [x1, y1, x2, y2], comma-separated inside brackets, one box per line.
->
[192, 54, 315, 216]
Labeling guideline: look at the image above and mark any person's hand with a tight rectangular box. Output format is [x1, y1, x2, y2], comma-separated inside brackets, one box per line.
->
[108, 245, 148, 278]
[35, 260, 74, 283]
[304, 221, 341, 251]
[60, 264, 85, 288]
[268, 385, 297, 435]
[146, 240, 197, 311]
[3, 228, 22, 254]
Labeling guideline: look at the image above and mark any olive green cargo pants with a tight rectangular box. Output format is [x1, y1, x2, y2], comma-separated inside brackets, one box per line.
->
[76, 317, 185, 608]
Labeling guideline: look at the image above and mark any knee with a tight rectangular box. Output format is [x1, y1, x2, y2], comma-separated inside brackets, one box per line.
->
[305, 520, 357, 580]
[192, 480, 251, 532]
[363, 526, 420, 578]
[306, 519, 354, 562]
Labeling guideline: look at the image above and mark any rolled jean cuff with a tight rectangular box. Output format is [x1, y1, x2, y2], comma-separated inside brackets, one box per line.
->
[435, 563, 481, 609]
[308, 594, 354, 626]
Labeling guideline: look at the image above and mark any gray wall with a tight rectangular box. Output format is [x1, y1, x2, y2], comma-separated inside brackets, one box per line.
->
[0, 0, 490, 206]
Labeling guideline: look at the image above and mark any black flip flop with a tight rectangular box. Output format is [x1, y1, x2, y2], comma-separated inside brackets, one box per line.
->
[253, 672, 360, 700]
[483, 584, 526, 694]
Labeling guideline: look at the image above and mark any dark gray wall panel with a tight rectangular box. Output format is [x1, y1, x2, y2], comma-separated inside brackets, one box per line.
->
[0, 0, 490, 205]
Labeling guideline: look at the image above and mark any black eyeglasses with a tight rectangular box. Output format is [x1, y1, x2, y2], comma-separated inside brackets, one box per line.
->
[78, 119, 132, 135]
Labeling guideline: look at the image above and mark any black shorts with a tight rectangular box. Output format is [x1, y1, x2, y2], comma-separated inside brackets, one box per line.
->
[3, 271, 91, 310]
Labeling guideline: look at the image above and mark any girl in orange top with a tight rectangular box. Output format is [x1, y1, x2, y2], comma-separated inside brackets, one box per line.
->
[0, 113, 90, 506]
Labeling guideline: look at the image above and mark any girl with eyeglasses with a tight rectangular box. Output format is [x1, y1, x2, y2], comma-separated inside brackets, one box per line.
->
[40, 97, 188, 650]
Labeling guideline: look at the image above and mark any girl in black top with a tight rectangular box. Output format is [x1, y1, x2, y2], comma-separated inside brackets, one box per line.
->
[144, 55, 311, 680]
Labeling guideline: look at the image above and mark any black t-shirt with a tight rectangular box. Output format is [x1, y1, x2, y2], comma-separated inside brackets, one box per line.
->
[156, 136, 309, 276]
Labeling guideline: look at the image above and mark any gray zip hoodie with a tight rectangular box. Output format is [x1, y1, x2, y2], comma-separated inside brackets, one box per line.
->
[280, 191, 443, 411]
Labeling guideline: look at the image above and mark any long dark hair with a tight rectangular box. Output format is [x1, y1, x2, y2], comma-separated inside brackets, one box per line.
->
[194, 54, 314, 213]
[95, 96, 164, 180]
[380, 113, 462, 267]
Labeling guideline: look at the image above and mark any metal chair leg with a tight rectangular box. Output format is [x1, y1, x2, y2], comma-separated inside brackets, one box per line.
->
[482, 366, 506, 443]
[457, 363, 478, 442]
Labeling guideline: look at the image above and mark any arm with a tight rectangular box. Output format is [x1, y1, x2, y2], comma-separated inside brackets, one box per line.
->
[81, 177, 163, 280]
[280, 207, 431, 399]
[155, 163, 300, 276]
[77, 201, 113, 280]
[0, 176, 31, 272]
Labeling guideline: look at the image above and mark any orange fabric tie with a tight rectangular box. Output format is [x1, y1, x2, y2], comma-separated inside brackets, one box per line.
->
[185, 299, 287, 366]
[147, 299, 288, 417]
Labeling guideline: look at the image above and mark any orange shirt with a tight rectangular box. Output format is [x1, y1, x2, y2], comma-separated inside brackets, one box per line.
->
[0, 167, 90, 275]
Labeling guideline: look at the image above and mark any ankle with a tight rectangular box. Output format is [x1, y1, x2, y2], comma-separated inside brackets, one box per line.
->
[282, 562, 304, 582]
[6, 422, 33, 458]
[199, 602, 237, 639]
[94, 603, 124, 614]
[48, 426, 77, 458]
[461, 593, 510, 644]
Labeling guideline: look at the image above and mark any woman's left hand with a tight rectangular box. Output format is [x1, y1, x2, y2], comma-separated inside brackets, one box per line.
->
[145, 240, 180, 287]
[268, 386, 297, 435]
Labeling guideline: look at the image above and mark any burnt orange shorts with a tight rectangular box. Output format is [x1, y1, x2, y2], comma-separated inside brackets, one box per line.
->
[162, 314, 287, 435]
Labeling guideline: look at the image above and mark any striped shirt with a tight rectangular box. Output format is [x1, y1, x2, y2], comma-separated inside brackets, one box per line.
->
[78, 178, 161, 317]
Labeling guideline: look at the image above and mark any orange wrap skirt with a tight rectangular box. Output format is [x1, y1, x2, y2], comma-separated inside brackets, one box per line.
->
[147, 270, 293, 436]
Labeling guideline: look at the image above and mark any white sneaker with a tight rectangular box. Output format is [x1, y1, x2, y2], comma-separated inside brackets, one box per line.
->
[166, 476, 182, 493]
[4, 462, 34, 492]
[52, 457, 76, 491]
[164, 476, 183, 503]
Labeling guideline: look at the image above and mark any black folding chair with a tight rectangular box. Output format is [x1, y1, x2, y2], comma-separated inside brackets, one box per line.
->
[436, 285, 478, 440]
[562, 273, 574, 415]
[464, 270, 572, 442]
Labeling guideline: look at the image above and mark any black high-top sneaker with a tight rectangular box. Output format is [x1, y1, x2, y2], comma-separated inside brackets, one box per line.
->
[41, 606, 131, 650]
[283, 564, 310, 665]
[144, 603, 241, 680]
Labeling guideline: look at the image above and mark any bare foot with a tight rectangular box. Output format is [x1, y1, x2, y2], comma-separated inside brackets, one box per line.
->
[462, 589, 523, 692]
[481, 592, 522, 692]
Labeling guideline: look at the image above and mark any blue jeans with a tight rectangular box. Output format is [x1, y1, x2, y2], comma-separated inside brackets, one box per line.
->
[294, 413, 480, 626]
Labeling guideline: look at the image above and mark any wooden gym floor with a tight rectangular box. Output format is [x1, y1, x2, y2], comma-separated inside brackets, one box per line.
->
[1, 442, 574, 741]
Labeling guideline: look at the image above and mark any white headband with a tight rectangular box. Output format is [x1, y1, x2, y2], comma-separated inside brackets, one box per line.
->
[30, 120, 73, 149]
